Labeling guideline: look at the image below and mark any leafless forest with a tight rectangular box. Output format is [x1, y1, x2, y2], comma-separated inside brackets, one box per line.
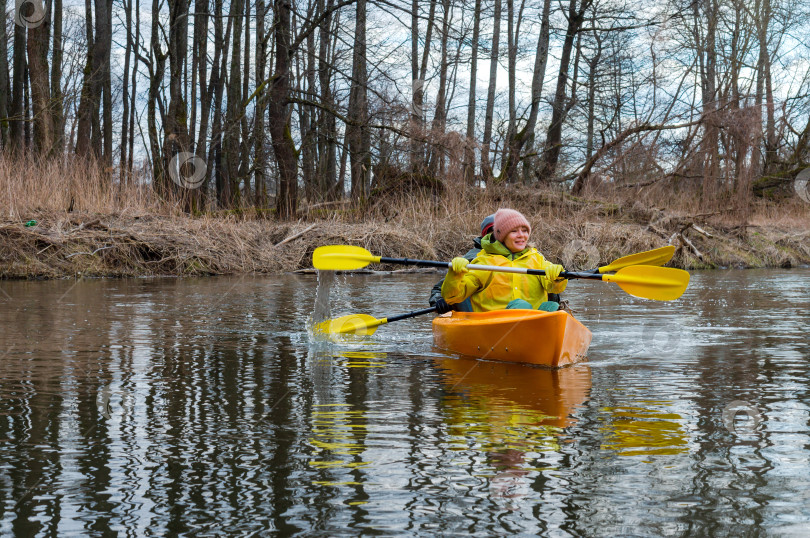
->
[1, 0, 809, 219]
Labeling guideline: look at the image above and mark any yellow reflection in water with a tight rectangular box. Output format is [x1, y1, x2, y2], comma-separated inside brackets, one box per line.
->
[308, 404, 372, 474]
[599, 402, 689, 457]
[437, 359, 592, 455]
[339, 351, 387, 368]
[339, 351, 378, 360]
[435, 359, 592, 510]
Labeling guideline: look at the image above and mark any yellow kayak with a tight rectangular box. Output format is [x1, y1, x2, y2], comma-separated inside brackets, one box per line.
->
[432, 310, 592, 368]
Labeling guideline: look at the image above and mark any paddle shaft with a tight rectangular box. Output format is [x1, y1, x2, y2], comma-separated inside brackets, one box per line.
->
[378, 256, 605, 281]
[314, 246, 688, 302]
[385, 306, 438, 323]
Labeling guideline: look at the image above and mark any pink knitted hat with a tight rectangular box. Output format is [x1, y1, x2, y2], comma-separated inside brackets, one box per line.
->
[493, 208, 531, 242]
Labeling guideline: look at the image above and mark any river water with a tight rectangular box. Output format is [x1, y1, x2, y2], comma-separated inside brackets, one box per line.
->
[1, 269, 809, 536]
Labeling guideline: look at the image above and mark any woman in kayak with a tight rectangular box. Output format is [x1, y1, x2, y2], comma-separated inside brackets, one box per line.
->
[428, 213, 495, 314]
[440, 208, 567, 312]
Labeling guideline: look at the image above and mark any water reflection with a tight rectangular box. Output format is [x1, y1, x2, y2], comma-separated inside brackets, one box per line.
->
[434, 360, 591, 511]
[1, 270, 809, 535]
[599, 403, 689, 457]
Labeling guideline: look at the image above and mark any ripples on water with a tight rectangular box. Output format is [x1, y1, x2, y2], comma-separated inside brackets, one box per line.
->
[1, 269, 809, 536]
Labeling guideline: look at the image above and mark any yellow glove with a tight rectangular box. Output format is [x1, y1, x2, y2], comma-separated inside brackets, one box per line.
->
[451, 257, 470, 273]
[546, 263, 564, 282]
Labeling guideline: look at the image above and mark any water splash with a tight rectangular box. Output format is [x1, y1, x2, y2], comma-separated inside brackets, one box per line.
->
[312, 270, 334, 323]
[306, 270, 335, 339]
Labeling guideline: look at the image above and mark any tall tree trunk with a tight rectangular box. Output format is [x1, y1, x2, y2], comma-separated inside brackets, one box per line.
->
[299, 11, 318, 202]
[505, 0, 517, 148]
[463, 0, 482, 184]
[194, 0, 213, 201]
[23, 64, 31, 150]
[239, 0, 251, 200]
[519, 0, 551, 183]
[51, 0, 64, 154]
[166, 0, 192, 202]
[756, 0, 775, 170]
[270, 0, 299, 218]
[222, 0, 244, 206]
[127, 0, 140, 175]
[317, 0, 338, 200]
[75, 0, 112, 165]
[100, 0, 112, 166]
[254, 0, 268, 206]
[537, 0, 591, 182]
[696, 0, 719, 208]
[74, 0, 94, 158]
[502, 0, 540, 184]
[189, 0, 200, 154]
[121, 0, 133, 183]
[147, 0, 168, 194]
[584, 21, 602, 161]
[0, 0, 9, 149]
[27, 8, 54, 156]
[481, 0, 501, 180]
[410, 0, 437, 171]
[347, 0, 370, 202]
[210, 0, 231, 206]
[427, 0, 452, 175]
[10, 20, 28, 154]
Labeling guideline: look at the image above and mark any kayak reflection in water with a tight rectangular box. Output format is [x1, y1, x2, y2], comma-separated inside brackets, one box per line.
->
[441, 208, 567, 312]
[428, 213, 495, 314]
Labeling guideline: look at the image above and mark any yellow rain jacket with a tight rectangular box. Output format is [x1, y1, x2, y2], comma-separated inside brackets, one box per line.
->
[441, 235, 567, 312]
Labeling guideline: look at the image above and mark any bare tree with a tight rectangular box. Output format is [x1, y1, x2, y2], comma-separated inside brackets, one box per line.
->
[347, 0, 370, 201]
[10, 19, 27, 154]
[26, 2, 54, 155]
[463, 0, 483, 183]
[269, 0, 299, 218]
[537, 0, 592, 182]
[0, 0, 9, 149]
[501, 0, 552, 183]
[481, 0, 502, 180]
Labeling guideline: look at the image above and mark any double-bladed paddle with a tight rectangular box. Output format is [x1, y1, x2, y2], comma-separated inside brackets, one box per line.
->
[312, 245, 690, 301]
[314, 307, 437, 335]
[593, 245, 675, 273]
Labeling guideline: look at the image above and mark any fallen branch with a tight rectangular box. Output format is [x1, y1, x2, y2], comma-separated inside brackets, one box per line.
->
[648, 223, 669, 239]
[65, 246, 114, 259]
[668, 231, 703, 260]
[681, 233, 704, 260]
[274, 223, 318, 247]
[67, 219, 103, 234]
[690, 224, 713, 238]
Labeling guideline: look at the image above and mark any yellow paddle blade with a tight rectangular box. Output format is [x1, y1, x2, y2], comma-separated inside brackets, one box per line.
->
[598, 246, 676, 273]
[312, 245, 380, 270]
[604, 265, 690, 301]
[314, 313, 386, 335]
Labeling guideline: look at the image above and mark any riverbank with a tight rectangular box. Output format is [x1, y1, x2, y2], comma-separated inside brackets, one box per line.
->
[2, 199, 809, 279]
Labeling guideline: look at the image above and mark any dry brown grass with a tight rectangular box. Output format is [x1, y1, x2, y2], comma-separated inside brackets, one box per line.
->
[1, 157, 808, 278]
[1, 157, 166, 218]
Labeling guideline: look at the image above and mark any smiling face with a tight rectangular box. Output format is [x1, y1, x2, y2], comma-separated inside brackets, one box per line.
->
[503, 226, 530, 253]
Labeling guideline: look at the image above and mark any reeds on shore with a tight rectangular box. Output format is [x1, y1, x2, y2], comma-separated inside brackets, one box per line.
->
[1, 158, 809, 279]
